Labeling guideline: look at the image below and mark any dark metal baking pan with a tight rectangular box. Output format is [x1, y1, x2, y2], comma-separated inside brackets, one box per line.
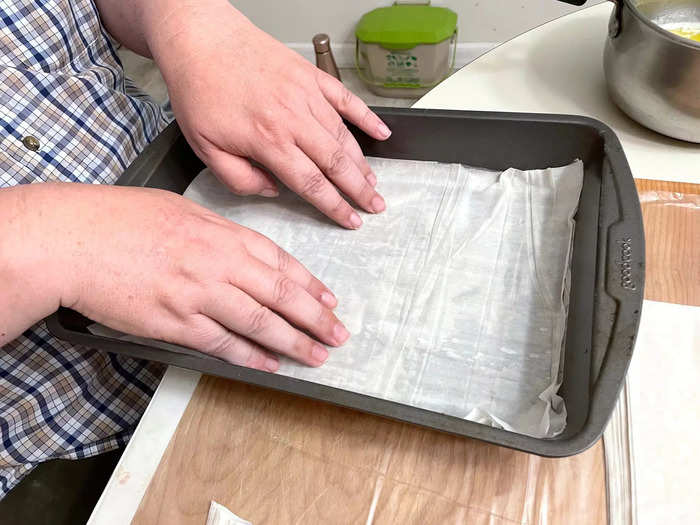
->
[46, 107, 644, 457]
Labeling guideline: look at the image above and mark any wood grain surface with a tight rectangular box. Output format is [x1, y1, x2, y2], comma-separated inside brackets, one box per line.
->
[635, 179, 700, 306]
[134, 377, 606, 525]
[133, 179, 699, 525]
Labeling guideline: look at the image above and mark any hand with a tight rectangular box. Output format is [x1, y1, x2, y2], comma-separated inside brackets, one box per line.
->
[12, 183, 348, 372]
[146, 0, 391, 229]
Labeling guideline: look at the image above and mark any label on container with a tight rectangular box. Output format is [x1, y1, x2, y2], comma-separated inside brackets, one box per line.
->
[384, 52, 420, 85]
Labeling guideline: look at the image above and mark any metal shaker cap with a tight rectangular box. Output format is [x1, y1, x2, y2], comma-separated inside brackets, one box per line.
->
[313, 33, 331, 53]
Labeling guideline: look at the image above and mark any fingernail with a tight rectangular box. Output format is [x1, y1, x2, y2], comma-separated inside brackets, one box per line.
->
[333, 322, 350, 345]
[350, 212, 363, 229]
[366, 172, 377, 187]
[321, 291, 337, 308]
[312, 343, 329, 364]
[377, 121, 392, 139]
[370, 194, 386, 213]
[264, 357, 279, 372]
[260, 188, 279, 198]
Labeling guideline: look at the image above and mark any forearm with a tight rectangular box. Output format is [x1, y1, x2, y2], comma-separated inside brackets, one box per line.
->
[93, 0, 168, 57]
[94, 0, 248, 61]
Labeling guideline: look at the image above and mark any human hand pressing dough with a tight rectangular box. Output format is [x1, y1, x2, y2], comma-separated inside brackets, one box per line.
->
[149, 0, 392, 229]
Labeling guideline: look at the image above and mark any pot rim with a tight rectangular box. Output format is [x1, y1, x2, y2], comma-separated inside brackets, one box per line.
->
[623, 0, 700, 50]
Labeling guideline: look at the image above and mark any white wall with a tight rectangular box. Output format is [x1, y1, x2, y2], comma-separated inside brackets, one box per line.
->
[230, 0, 602, 44]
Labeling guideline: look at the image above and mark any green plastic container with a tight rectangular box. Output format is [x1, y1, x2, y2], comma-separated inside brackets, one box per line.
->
[355, 2, 457, 98]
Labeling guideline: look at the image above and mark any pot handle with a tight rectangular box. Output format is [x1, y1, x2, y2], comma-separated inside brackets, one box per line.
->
[555, 0, 621, 5]
[554, 0, 623, 37]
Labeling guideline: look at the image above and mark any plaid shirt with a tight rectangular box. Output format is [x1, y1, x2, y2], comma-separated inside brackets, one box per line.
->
[0, 0, 170, 497]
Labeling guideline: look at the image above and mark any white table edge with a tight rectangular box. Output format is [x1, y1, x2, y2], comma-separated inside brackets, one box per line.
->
[87, 366, 200, 525]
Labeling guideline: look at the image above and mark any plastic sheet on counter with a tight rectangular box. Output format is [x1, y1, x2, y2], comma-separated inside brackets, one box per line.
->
[604, 180, 699, 525]
[604, 301, 700, 525]
[131, 372, 608, 525]
[628, 301, 700, 524]
[183, 158, 583, 438]
[638, 190, 700, 207]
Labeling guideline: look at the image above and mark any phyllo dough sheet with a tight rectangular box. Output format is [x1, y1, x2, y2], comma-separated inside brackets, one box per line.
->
[183, 158, 583, 438]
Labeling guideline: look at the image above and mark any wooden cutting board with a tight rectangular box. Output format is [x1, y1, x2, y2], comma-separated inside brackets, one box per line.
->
[635, 179, 699, 306]
[133, 179, 699, 525]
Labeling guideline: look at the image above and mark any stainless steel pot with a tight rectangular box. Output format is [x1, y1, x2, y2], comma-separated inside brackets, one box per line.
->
[561, 0, 700, 142]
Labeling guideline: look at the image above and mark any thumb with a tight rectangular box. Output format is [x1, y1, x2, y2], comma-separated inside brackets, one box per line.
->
[206, 150, 279, 197]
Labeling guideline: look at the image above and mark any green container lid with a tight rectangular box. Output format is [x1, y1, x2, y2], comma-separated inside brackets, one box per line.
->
[355, 4, 457, 50]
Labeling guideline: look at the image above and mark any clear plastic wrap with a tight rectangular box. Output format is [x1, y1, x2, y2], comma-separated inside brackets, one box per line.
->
[605, 182, 700, 525]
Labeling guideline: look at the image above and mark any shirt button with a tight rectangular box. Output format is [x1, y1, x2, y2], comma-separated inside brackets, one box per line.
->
[22, 135, 40, 151]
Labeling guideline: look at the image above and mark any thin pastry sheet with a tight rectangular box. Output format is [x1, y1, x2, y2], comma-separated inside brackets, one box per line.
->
[182, 157, 583, 437]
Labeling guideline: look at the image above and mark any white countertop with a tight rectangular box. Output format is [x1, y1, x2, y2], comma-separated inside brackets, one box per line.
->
[89, 4, 699, 524]
[416, 3, 699, 183]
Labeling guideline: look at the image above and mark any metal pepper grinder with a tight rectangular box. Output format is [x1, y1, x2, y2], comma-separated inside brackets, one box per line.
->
[312, 33, 341, 81]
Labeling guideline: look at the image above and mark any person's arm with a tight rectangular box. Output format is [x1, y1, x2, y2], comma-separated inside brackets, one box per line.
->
[95, 0, 392, 229]
[92, 0, 155, 57]
[0, 185, 66, 345]
[0, 183, 346, 370]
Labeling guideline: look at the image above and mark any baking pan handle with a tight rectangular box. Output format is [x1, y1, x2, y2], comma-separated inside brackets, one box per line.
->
[601, 137, 644, 330]
[586, 126, 644, 434]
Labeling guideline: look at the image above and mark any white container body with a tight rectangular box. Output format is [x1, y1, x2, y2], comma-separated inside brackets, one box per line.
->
[356, 34, 455, 98]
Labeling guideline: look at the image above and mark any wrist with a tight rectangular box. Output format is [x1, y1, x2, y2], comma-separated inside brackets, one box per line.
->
[6, 184, 80, 300]
[0, 184, 74, 343]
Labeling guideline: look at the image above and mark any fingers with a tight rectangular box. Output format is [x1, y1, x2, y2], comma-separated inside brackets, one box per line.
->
[232, 224, 337, 308]
[177, 314, 280, 372]
[202, 283, 334, 367]
[256, 144, 363, 229]
[316, 72, 391, 141]
[309, 100, 378, 188]
[206, 149, 279, 197]
[232, 254, 348, 347]
[295, 118, 385, 215]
